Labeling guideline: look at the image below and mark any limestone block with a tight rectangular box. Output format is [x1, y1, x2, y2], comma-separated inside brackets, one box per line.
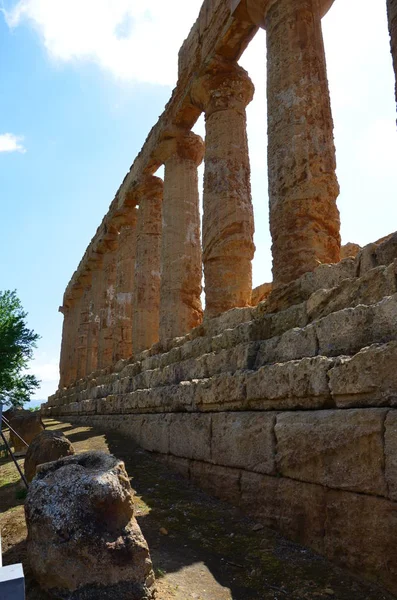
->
[275, 409, 387, 496]
[141, 354, 161, 372]
[159, 345, 182, 368]
[376, 231, 397, 267]
[252, 302, 308, 339]
[189, 461, 241, 506]
[316, 295, 397, 357]
[140, 415, 171, 454]
[253, 336, 280, 368]
[203, 306, 253, 338]
[206, 342, 259, 376]
[255, 324, 317, 368]
[273, 324, 318, 363]
[265, 259, 356, 315]
[169, 414, 211, 461]
[240, 472, 326, 553]
[195, 372, 247, 410]
[180, 336, 213, 361]
[308, 263, 397, 322]
[163, 355, 209, 385]
[68, 402, 80, 415]
[80, 399, 97, 415]
[211, 412, 276, 474]
[118, 414, 145, 443]
[324, 489, 397, 594]
[121, 362, 142, 379]
[385, 411, 397, 500]
[246, 356, 334, 410]
[329, 342, 397, 407]
[357, 243, 378, 276]
[211, 322, 252, 353]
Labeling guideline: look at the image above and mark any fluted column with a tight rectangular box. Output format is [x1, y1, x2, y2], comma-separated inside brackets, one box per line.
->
[155, 129, 204, 342]
[265, 0, 340, 286]
[65, 296, 80, 386]
[97, 249, 117, 370]
[86, 265, 103, 375]
[76, 285, 91, 380]
[388, 0, 397, 110]
[58, 304, 71, 389]
[113, 208, 138, 362]
[132, 176, 163, 355]
[192, 58, 255, 318]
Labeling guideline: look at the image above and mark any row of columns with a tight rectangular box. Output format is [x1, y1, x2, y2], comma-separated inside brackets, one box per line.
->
[59, 0, 397, 389]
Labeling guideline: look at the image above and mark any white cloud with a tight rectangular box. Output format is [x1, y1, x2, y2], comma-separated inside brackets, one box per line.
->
[3, 0, 203, 85]
[27, 355, 59, 399]
[0, 132, 26, 153]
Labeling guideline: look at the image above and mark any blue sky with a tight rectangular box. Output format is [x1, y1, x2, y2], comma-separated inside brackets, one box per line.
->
[0, 0, 396, 401]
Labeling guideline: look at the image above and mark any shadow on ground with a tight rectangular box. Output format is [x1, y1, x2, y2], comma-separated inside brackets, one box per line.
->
[1, 418, 395, 600]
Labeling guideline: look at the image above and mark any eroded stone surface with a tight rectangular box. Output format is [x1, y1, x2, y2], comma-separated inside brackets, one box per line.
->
[25, 451, 155, 599]
[275, 409, 388, 496]
[266, 0, 340, 287]
[24, 429, 75, 483]
[132, 177, 163, 355]
[329, 342, 397, 407]
[158, 129, 204, 342]
[211, 412, 276, 474]
[191, 58, 255, 317]
[385, 410, 397, 500]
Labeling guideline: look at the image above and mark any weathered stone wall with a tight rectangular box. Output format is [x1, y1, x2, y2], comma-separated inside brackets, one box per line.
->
[45, 233, 397, 596]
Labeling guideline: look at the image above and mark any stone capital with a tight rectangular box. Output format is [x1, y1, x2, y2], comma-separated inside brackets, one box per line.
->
[133, 175, 164, 204]
[191, 57, 254, 117]
[240, 0, 335, 27]
[154, 128, 204, 166]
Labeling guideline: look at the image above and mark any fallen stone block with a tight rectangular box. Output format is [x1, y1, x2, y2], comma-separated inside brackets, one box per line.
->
[25, 451, 155, 599]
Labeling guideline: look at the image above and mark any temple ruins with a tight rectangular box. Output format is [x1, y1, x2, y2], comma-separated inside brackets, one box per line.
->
[43, 0, 397, 594]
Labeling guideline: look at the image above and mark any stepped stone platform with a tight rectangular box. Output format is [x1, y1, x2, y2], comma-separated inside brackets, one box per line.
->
[43, 233, 397, 596]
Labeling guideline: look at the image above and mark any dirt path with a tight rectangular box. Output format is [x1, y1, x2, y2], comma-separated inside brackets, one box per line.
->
[0, 419, 395, 600]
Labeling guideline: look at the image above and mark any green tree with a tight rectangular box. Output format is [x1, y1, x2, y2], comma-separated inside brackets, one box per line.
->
[0, 290, 40, 408]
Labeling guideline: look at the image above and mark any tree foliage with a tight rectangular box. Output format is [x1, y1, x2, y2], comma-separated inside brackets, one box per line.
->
[0, 290, 40, 407]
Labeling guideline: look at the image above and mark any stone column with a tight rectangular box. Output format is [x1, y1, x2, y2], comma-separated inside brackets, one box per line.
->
[265, 0, 340, 286]
[155, 129, 204, 342]
[76, 285, 91, 380]
[388, 0, 397, 110]
[64, 296, 80, 387]
[192, 58, 255, 318]
[58, 304, 71, 389]
[97, 249, 117, 370]
[132, 176, 163, 355]
[86, 266, 102, 376]
[113, 208, 138, 363]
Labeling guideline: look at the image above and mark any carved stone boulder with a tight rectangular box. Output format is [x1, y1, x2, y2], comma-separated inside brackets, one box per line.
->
[25, 451, 155, 599]
[24, 430, 75, 482]
[7, 409, 44, 454]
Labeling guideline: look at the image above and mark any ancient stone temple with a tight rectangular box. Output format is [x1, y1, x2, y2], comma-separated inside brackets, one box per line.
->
[43, 0, 397, 595]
